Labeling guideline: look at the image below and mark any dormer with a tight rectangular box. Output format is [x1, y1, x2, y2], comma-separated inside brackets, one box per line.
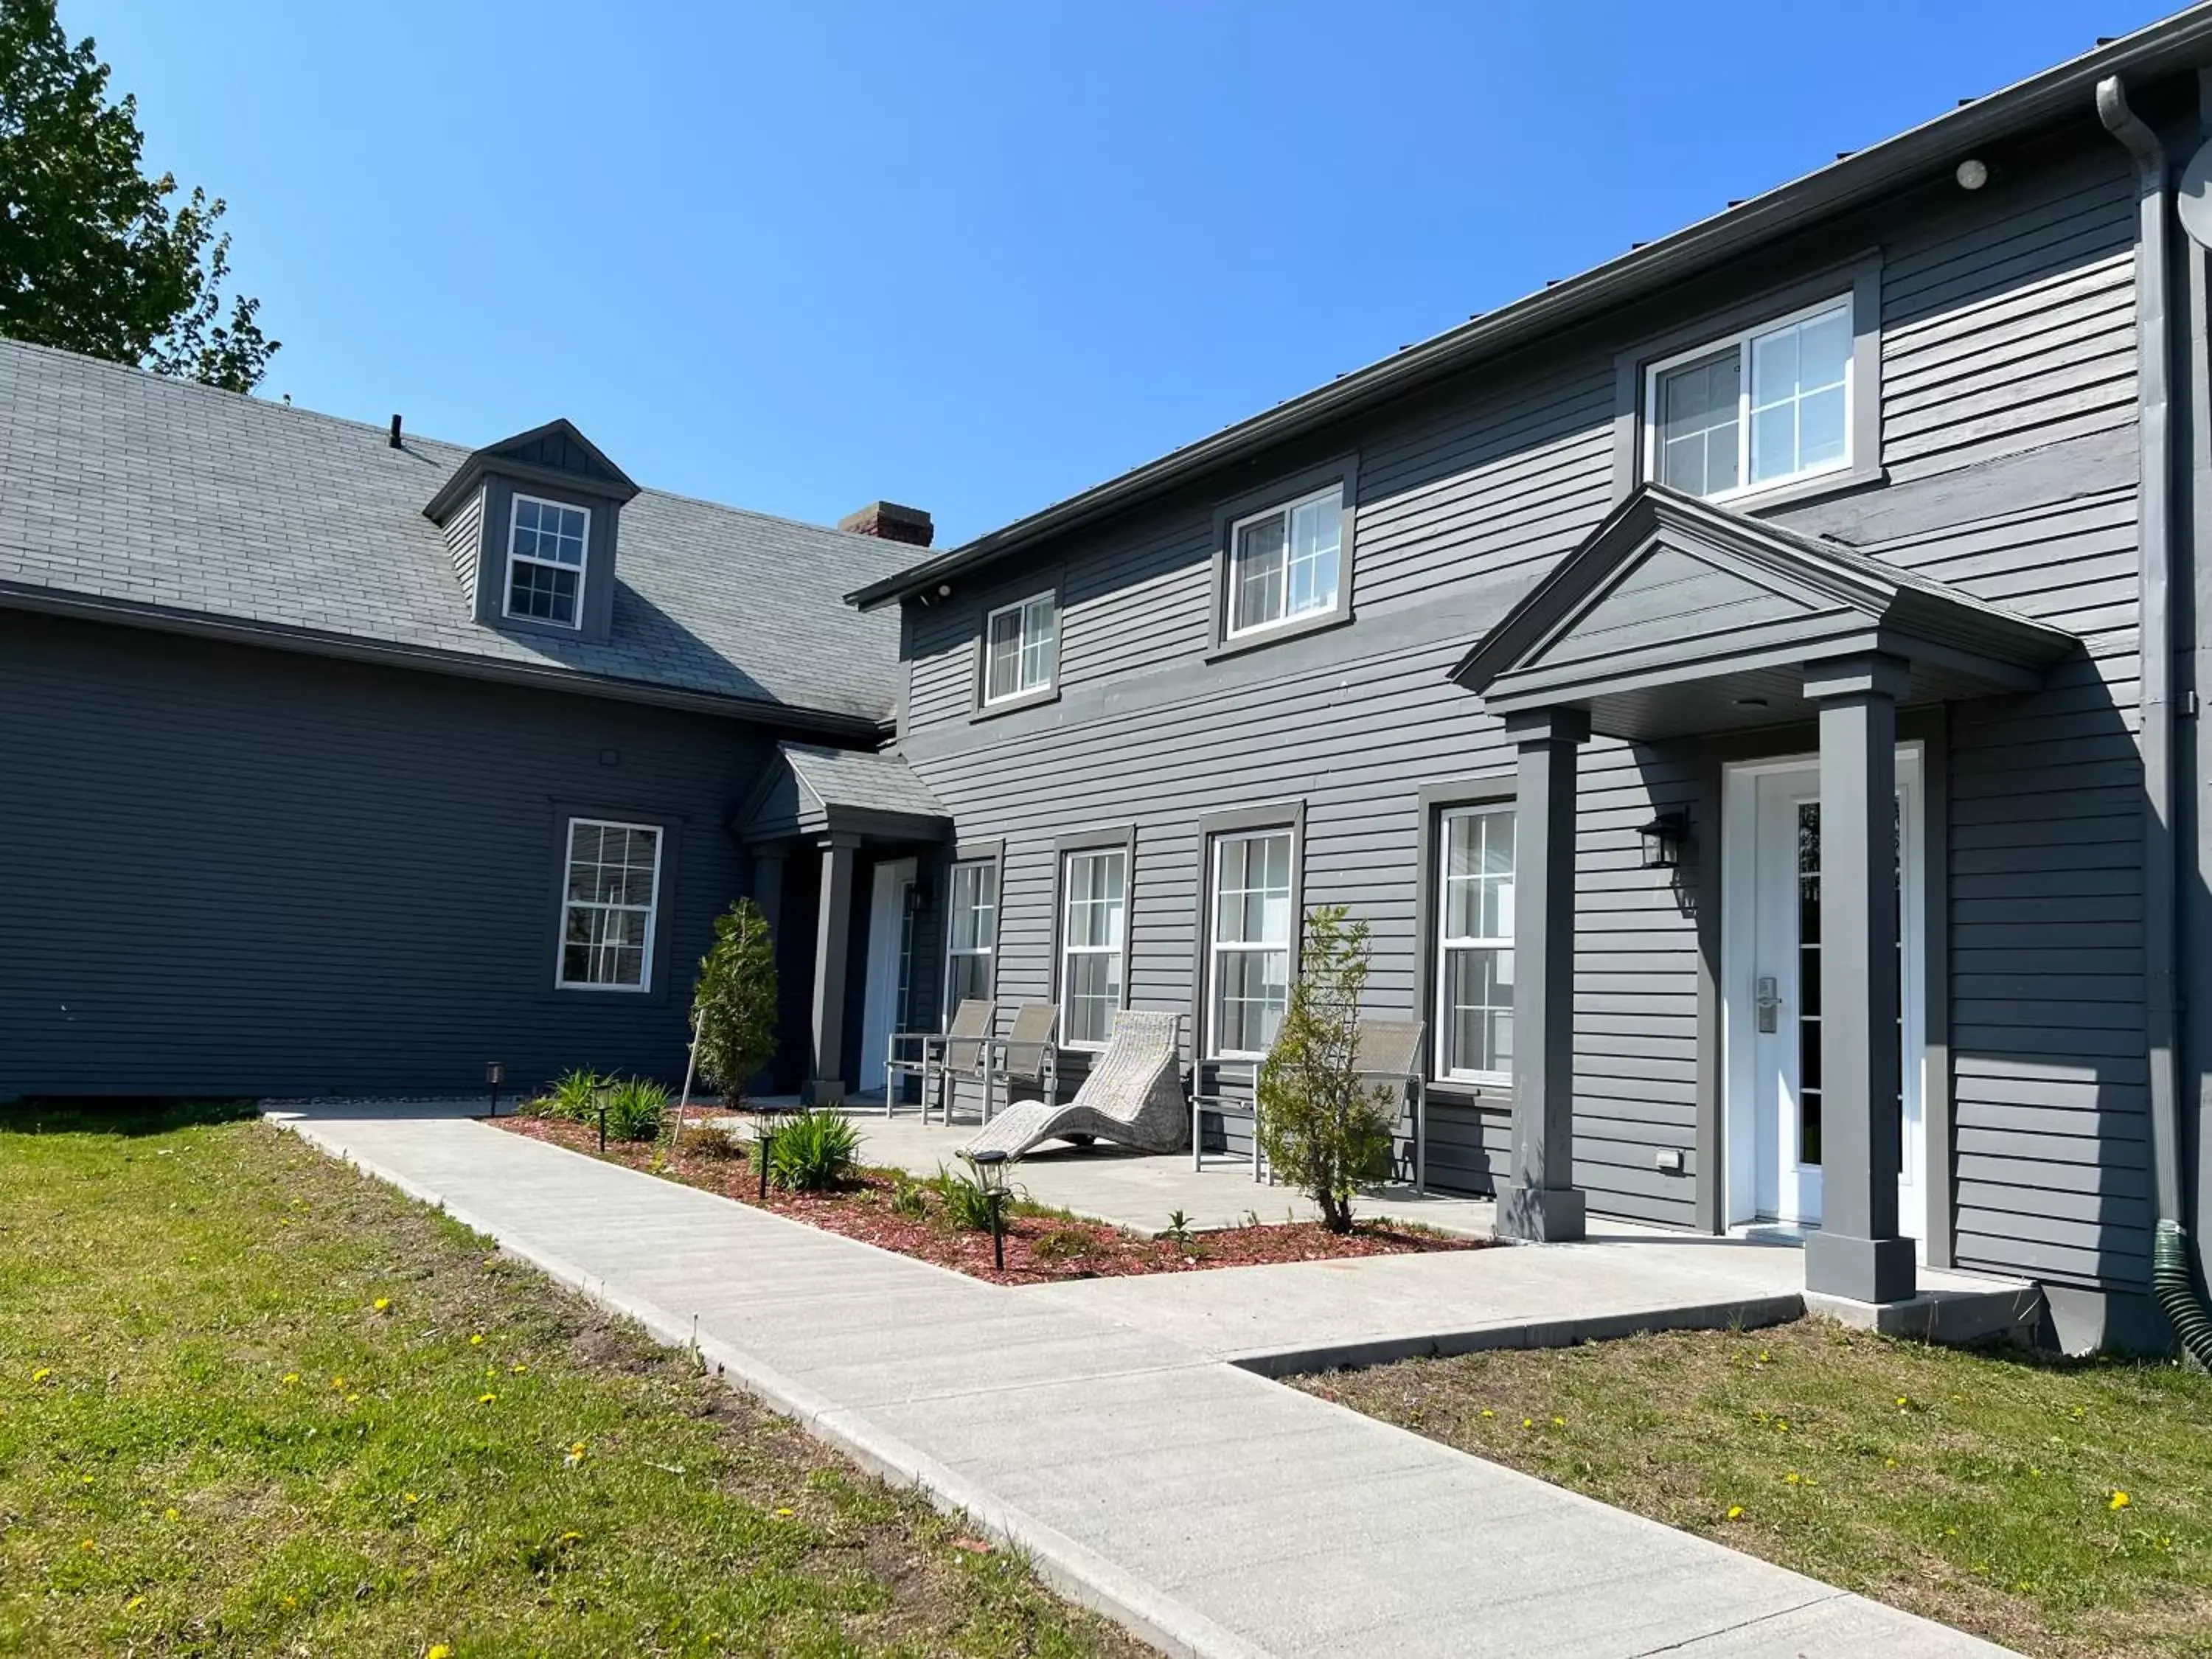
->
[423, 420, 640, 644]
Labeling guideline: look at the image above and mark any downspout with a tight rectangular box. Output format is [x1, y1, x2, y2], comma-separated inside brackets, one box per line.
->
[2100, 75, 2212, 1367]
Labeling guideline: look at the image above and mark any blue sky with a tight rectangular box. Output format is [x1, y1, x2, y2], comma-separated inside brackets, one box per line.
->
[72, 1, 2174, 546]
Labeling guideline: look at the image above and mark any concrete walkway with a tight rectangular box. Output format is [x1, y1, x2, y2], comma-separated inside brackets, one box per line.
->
[273, 1105, 2006, 1659]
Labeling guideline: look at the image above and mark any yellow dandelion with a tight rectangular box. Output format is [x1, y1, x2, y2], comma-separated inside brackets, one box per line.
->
[282, 1373, 301, 1387]
[163, 1508, 178, 1521]
[1784, 1471, 1802, 1486]
[773, 1506, 794, 1517]
[1521, 1416, 1534, 1430]
[1551, 1416, 1565, 1428]
[2110, 1490, 2131, 1512]
[404, 1493, 420, 1505]
[1896, 1396, 1910, 1409]
[477, 1392, 498, 1405]
[125, 1596, 145, 1612]
[428, 1646, 453, 1659]
[1885, 1458, 1898, 1469]
[80, 1538, 97, 1551]
[372, 1297, 391, 1312]
[1725, 1505, 1745, 1520]
[1757, 1350, 1770, 1363]
[1775, 1419, 1790, 1432]
[330, 1377, 346, 1391]
[559, 1530, 582, 1543]
[345, 1394, 361, 1404]
[1478, 1408, 1495, 1419]
[469, 1334, 485, 1346]
[31, 1367, 52, 1382]
[509, 1363, 528, 1374]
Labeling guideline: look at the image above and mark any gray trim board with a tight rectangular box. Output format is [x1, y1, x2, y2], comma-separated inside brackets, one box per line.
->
[1609, 253, 1885, 508]
[1205, 453, 1360, 661]
[1411, 774, 1519, 1110]
[1048, 824, 1140, 1048]
[1188, 801, 1307, 1062]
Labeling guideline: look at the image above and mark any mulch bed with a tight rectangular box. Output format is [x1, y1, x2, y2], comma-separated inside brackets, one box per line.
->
[490, 1111, 1487, 1285]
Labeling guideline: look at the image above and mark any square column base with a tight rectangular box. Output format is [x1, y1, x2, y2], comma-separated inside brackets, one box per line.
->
[1495, 1183, 1586, 1243]
[801, 1078, 846, 1107]
[1804, 1230, 1916, 1304]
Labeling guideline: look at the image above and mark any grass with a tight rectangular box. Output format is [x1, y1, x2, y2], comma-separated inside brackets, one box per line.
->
[0, 1102, 1149, 1658]
[1297, 1318, 2212, 1658]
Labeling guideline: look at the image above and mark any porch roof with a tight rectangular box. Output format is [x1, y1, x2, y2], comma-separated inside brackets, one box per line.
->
[734, 742, 950, 845]
[1449, 485, 2079, 741]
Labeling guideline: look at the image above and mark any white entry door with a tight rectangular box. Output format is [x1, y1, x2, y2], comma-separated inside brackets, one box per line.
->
[858, 858, 917, 1096]
[1724, 751, 1926, 1242]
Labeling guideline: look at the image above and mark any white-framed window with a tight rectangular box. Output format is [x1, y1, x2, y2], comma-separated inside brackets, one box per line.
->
[1227, 484, 1343, 638]
[558, 818, 661, 990]
[505, 494, 591, 627]
[1208, 829, 1293, 1059]
[1644, 296, 1853, 501]
[944, 858, 997, 1014]
[1059, 846, 1127, 1048]
[1436, 804, 1514, 1081]
[984, 591, 1057, 704]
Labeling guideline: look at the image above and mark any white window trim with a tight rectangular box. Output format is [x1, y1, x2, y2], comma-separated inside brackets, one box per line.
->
[1225, 484, 1345, 641]
[503, 493, 592, 630]
[1436, 803, 1514, 1085]
[942, 858, 997, 1019]
[1206, 828, 1295, 1061]
[1057, 846, 1127, 1051]
[1641, 293, 1854, 504]
[555, 815, 662, 992]
[982, 590, 1058, 705]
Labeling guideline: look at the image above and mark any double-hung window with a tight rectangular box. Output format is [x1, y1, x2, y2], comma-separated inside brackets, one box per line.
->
[559, 818, 661, 990]
[1059, 846, 1127, 1048]
[984, 592, 1057, 704]
[1646, 296, 1853, 501]
[1436, 805, 1514, 1081]
[1208, 829, 1293, 1058]
[1227, 485, 1343, 638]
[944, 858, 997, 1012]
[506, 495, 591, 627]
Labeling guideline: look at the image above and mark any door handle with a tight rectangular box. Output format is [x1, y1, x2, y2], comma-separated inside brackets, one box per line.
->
[1754, 975, 1781, 1034]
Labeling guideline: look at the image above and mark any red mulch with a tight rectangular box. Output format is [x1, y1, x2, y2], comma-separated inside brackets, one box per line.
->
[488, 1111, 1489, 1285]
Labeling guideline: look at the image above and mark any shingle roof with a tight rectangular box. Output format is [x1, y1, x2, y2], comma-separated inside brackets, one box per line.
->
[780, 743, 948, 820]
[0, 339, 909, 726]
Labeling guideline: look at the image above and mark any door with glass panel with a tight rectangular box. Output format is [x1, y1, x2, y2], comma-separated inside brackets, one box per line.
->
[1728, 754, 1924, 1237]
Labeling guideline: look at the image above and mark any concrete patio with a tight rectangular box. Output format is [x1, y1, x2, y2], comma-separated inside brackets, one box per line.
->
[272, 1099, 2022, 1658]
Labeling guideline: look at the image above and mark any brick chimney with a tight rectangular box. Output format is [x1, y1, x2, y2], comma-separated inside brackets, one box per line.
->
[838, 501, 933, 548]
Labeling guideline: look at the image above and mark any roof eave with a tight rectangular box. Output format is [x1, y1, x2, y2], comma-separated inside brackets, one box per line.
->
[848, 5, 2212, 613]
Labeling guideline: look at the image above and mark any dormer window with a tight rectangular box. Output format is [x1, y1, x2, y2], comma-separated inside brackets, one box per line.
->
[504, 495, 591, 627]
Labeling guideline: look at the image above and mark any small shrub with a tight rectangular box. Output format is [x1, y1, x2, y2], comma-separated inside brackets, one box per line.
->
[604, 1077, 669, 1142]
[686, 1124, 748, 1161]
[1162, 1208, 1192, 1246]
[692, 899, 778, 1109]
[888, 1171, 930, 1220]
[1032, 1225, 1094, 1263]
[765, 1108, 860, 1192]
[547, 1068, 602, 1122]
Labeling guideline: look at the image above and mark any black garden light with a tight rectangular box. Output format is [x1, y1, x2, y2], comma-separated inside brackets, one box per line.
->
[755, 1102, 791, 1203]
[966, 1149, 1012, 1271]
[594, 1079, 615, 1152]
[1638, 811, 1687, 872]
[484, 1060, 505, 1119]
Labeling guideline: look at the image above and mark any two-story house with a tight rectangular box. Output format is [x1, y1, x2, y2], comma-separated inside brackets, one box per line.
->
[830, 13, 2212, 1354]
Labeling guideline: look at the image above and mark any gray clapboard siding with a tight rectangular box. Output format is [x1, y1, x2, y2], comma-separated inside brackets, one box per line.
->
[444, 484, 486, 603]
[898, 133, 2146, 1270]
[1, 611, 768, 1099]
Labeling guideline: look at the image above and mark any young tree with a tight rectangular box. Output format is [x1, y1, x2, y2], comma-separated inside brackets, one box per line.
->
[1256, 904, 1395, 1234]
[0, 0, 276, 389]
[691, 899, 779, 1110]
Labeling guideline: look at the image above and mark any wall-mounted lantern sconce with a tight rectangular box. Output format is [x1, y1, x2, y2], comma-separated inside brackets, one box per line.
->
[1638, 811, 1688, 871]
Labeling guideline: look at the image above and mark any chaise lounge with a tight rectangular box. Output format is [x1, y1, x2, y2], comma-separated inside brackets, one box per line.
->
[962, 1007, 1186, 1159]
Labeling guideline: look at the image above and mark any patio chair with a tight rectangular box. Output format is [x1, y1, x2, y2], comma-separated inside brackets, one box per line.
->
[884, 997, 995, 1123]
[992, 1001, 1061, 1113]
[962, 1008, 1186, 1158]
[1191, 1018, 1430, 1190]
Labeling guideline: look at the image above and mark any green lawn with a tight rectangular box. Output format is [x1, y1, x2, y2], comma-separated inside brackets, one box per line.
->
[0, 1102, 1147, 1658]
[1298, 1319, 2212, 1658]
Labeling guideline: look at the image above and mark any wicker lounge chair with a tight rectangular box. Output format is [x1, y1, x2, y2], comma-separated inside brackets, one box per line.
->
[884, 998, 995, 1123]
[964, 1008, 1186, 1158]
[1191, 1018, 1429, 1189]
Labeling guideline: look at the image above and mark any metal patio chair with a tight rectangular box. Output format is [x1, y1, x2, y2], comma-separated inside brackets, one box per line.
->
[885, 997, 995, 1123]
[1191, 1017, 1430, 1190]
[991, 1001, 1061, 1115]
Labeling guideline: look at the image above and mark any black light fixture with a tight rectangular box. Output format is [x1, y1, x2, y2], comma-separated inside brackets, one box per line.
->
[966, 1149, 1012, 1271]
[484, 1060, 505, 1118]
[1638, 811, 1688, 871]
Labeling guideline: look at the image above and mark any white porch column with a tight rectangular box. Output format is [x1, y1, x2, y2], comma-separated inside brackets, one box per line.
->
[1496, 706, 1589, 1243]
[1803, 653, 1916, 1305]
[803, 832, 860, 1106]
